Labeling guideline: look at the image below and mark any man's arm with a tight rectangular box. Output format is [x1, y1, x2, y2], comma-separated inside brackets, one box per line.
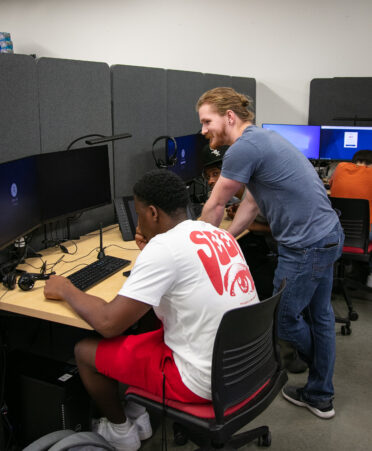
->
[44, 276, 151, 338]
[227, 190, 260, 237]
[200, 175, 243, 226]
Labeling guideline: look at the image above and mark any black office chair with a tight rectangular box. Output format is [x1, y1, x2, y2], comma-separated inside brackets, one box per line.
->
[125, 282, 287, 450]
[329, 197, 372, 335]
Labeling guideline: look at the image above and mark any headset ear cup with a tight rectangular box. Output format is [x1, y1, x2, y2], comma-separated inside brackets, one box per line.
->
[18, 273, 35, 291]
[152, 135, 177, 168]
[2, 271, 17, 290]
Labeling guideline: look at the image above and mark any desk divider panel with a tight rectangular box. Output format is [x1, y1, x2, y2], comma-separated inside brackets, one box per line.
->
[0, 55, 256, 256]
[111, 65, 167, 197]
[0, 54, 40, 163]
[166, 69, 205, 137]
[309, 77, 372, 126]
[36, 57, 115, 237]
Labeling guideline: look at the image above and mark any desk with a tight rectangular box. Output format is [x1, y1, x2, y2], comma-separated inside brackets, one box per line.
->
[0, 226, 140, 330]
[0, 216, 241, 330]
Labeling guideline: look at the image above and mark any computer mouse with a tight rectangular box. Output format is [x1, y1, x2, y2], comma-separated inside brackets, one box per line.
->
[123, 270, 131, 277]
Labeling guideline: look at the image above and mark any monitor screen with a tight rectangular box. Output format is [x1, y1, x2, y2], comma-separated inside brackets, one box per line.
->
[38, 145, 112, 222]
[319, 126, 372, 160]
[166, 134, 208, 183]
[0, 156, 41, 251]
[262, 124, 321, 159]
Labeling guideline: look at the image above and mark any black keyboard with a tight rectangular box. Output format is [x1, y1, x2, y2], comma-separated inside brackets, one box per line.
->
[67, 255, 131, 291]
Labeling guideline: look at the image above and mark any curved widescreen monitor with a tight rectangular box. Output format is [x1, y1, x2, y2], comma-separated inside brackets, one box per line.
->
[0, 156, 41, 251]
[319, 126, 372, 161]
[166, 134, 208, 183]
[262, 124, 320, 159]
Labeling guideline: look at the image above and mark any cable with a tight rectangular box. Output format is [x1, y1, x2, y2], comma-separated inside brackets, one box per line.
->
[85, 224, 120, 236]
[103, 244, 140, 252]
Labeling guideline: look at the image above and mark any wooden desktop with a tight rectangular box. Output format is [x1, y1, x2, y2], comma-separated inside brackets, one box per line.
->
[0, 214, 237, 330]
[0, 225, 139, 330]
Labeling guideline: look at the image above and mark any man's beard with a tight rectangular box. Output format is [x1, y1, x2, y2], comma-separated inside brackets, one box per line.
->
[208, 127, 228, 149]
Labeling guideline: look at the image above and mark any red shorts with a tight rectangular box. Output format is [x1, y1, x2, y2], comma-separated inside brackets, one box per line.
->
[95, 327, 208, 403]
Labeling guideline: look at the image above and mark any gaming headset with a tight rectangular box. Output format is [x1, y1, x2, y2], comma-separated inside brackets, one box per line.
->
[151, 135, 178, 169]
[1, 267, 55, 291]
[17, 271, 55, 291]
[2, 270, 21, 290]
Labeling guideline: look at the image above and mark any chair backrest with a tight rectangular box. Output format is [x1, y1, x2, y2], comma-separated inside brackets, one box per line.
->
[329, 197, 370, 253]
[211, 282, 285, 423]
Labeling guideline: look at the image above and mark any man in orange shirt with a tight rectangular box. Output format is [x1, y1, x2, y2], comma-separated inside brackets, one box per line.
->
[330, 149, 372, 286]
[330, 149, 372, 237]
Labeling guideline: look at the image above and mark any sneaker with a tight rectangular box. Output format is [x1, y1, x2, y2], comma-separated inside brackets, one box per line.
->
[94, 417, 141, 451]
[282, 385, 335, 419]
[131, 411, 152, 441]
[366, 273, 372, 288]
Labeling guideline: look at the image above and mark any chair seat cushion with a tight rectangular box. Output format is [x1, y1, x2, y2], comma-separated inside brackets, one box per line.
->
[126, 379, 270, 419]
[343, 241, 372, 255]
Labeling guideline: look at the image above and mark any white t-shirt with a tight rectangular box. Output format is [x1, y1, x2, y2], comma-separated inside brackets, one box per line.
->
[119, 220, 259, 399]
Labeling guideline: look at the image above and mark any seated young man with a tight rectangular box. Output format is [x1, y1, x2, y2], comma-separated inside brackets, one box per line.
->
[44, 169, 259, 451]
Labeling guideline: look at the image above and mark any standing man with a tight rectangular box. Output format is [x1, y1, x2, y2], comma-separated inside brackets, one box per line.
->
[196, 87, 344, 419]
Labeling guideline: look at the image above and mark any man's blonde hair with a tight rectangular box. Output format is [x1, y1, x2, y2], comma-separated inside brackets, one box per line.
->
[196, 87, 255, 122]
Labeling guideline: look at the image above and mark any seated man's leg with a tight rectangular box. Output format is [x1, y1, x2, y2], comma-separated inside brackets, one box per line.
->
[75, 337, 141, 451]
[94, 327, 208, 404]
[74, 337, 125, 424]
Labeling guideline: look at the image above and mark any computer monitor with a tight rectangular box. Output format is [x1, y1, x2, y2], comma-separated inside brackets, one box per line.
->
[166, 134, 208, 183]
[0, 156, 41, 251]
[262, 124, 321, 159]
[38, 145, 112, 222]
[319, 126, 372, 161]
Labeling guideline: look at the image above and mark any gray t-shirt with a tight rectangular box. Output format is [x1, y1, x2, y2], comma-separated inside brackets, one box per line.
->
[221, 126, 338, 248]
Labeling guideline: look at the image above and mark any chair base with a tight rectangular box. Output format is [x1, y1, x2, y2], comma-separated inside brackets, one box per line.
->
[335, 315, 351, 335]
[333, 276, 359, 321]
[180, 425, 271, 450]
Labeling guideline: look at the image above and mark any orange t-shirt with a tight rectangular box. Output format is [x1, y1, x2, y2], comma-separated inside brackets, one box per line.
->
[330, 162, 372, 225]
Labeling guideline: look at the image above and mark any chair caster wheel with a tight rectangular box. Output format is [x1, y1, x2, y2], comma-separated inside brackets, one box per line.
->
[173, 422, 188, 446]
[341, 325, 351, 335]
[258, 431, 271, 447]
[349, 311, 358, 321]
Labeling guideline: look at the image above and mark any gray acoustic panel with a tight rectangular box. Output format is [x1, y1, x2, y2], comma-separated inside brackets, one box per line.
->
[309, 79, 341, 125]
[166, 69, 205, 136]
[203, 73, 232, 92]
[309, 77, 372, 126]
[37, 57, 112, 152]
[0, 54, 40, 162]
[111, 65, 167, 197]
[37, 57, 115, 234]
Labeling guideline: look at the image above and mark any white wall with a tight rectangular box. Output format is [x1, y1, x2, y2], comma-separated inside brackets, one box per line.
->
[2, 0, 372, 125]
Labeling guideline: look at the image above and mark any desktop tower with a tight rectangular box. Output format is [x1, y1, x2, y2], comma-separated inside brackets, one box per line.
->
[6, 351, 92, 446]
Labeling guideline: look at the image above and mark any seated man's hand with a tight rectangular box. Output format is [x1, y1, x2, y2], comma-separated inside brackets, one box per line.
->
[226, 203, 239, 219]
[135, 226, 148, 251]
[44, 275, 72, 300]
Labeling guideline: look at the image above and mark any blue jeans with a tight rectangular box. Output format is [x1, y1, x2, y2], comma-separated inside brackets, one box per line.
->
[273, 221, 344, 403]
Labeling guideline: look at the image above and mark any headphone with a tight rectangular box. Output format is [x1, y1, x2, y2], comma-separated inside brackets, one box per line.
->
[1, 268, 26, 290]
[151, 135, 177, 169]
[18, 271, 55, 291]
